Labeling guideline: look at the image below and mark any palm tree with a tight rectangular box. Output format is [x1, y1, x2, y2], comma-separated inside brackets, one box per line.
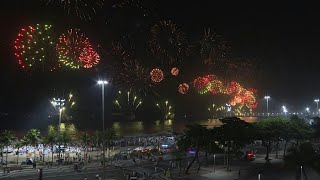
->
[0, 130, 16, 168]
[25, 129, 41, 162]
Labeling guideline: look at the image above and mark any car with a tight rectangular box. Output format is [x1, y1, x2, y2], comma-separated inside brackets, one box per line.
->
[242, 151, 256, 161]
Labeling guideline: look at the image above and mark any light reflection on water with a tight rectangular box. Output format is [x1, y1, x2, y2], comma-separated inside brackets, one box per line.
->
[108, 116, 260, 137]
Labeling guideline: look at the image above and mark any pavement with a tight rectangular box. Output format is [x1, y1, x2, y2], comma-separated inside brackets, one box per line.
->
[1, 148, 320, 180]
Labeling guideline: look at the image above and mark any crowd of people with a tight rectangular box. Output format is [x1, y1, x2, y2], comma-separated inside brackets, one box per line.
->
[114, 135, 175, 147]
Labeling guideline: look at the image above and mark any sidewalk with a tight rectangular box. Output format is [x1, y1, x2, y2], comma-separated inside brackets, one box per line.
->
[169, 165, 241, 180]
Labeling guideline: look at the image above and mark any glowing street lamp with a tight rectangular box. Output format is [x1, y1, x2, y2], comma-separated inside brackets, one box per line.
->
[264, 96, 271, 116]
[97, 80, 108, 179]
[314, 99, 319, 115]
[282, 105, 288, 116]
[306, 107, 310, 113]
[51, 97, 66, 164]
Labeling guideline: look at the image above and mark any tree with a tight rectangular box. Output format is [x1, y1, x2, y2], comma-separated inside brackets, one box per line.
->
[80, 132, 91, 162]
[216, 117, 254, 171]
[254, 118, 289, 160]
[284, 142, 316, 180]
[312, 117, 320, 138]
[104, 128, 116, 160]
[92, 131, 102, 161]
[20, 136, 29, 162]
[289, 115, 312, 146]
[60, 131, 71, 160]
[196, 128, 221, 173]
[43, 133, 57, 163]
[177, 124, 218, 174]
[0, 130, 16, 168]
[14, 140, 23, 165]
[25, 129, 41, 162]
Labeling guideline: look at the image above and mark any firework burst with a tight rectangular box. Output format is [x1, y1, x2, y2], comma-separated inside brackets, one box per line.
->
[150, 68, 164, 83]
[156, 100, 174, 120]
[149, 20, 189, 64]
[199, 28, 228, 67]
[44, 0, 104, 21]
[56, 29, 100, 69]
[171, 67, 179, 76]
[193, 74, 217, 94]
[178, 83, 189, 94]
[224, 58, 259, 83]
[112, 0, 155, 17]
[112, 60, 154, 95]
[109, 41, 131, 62]
[14, 24, 58, 72]
[193, 74, 258, 109]
[114, 90, 143, 115]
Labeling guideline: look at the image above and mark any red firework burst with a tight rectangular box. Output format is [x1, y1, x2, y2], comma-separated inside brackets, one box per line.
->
[150, 68, 164, 83]
[209, 79, 224, 94]
[178, 83, 189, 94]
[225, 81, 243, 94]
[192, 74, 258, 109]
[171, 67, 179, 76]
[193, 74, 217, 94]
[56, 29, 100, 69]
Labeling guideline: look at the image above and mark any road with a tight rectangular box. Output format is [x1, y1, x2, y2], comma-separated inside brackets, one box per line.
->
[0, 163, 124, 180]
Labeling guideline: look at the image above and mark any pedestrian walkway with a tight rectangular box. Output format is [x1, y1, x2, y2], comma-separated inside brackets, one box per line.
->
[0, 165, 75, 179]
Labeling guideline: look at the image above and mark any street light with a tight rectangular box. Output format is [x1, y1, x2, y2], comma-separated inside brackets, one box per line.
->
[97, 80, 108, 179]
[300, 165, 303, 180]
[264, 96, 270, 116]
[213, 154, 216, 173]
[306, 107, 310, 112]
[51, 98, 65, 164]
[165, 100, 169, 118]
[282, 105, 288, 116]
[314, 99, 319, 115]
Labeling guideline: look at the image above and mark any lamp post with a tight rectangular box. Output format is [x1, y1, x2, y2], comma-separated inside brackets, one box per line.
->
[264, 96, 270, 116]
[213, 154, 216, 173]
[97, 80, 108, 180]
[165, 100, 168, 119]
[314, 99, 319, 115]
[306, 107, 310, 113]
[282, 105, 287, 116]
[51, 98, 65, 164]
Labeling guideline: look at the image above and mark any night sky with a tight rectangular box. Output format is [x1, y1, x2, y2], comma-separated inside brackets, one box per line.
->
[1, 0, 320, 130]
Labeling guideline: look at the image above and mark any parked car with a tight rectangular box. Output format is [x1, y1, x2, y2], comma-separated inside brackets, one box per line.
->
[242, 151, 256, 161]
